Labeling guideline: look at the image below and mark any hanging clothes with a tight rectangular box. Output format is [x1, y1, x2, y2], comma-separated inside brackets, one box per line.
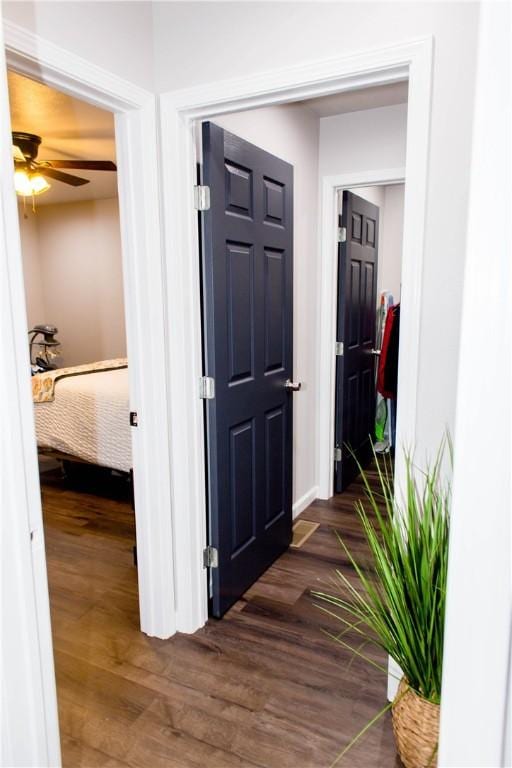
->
[377, 303, 400, 400]
[374, 291, 394, 444]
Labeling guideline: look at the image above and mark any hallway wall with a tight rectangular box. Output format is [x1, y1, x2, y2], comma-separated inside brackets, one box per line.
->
[2, 1, 154, 90]
[319, 103, 407, 176]
[153, 1, 480, 456]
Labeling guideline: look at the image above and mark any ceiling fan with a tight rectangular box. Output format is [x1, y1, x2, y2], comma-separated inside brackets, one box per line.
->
[12, 131, 117, 197]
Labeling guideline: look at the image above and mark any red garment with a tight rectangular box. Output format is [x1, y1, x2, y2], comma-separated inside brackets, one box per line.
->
[377, 304, 400, 399]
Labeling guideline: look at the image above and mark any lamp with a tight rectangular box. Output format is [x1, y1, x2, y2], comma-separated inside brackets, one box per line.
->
[29, 325, 61, 372]
[14, 169, 51, 197]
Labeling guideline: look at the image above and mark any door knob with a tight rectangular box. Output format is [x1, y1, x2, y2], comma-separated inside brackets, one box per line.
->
[371, 349, 381, 356]
[285, 379, 302, 392]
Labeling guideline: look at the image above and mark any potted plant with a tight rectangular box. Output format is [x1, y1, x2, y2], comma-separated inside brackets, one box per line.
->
[313, 441, 451, 768]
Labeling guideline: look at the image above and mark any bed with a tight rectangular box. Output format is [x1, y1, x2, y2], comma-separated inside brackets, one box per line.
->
[33, 362, 132, 473]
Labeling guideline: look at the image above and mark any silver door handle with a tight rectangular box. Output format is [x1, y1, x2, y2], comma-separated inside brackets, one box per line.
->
[371, 349, 381, 356]
[285, 379, 302, 392]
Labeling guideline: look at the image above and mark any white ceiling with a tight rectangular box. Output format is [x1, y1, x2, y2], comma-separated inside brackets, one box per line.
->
[300, 81, 409, 118]
[8, 71, 118, 205]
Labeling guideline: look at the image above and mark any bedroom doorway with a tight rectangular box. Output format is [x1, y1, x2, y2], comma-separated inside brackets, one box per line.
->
[3, 29, 176, 653]
[1, 22, 174, 764]
[3, 18, 176, 650]
[7, 67, 143, 724]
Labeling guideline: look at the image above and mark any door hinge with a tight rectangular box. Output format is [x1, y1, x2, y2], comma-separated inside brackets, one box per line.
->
[337, 226, 347, 243]
[203, 545, 218, 569]
[335, 341, 344, 357]
[130, 411, 138, 427]
[335, 447, 342, 462]
[194, 185, 210, 211]
[199, 376, 215, 399]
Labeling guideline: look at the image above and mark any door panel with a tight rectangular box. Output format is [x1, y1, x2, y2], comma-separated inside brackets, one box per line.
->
[226, 242, 254, 383]
[264, 248, 286, 372]
[334, 191, 379, 492]
[200, 122, 294, 617]
[229, 419, 256, 555]
[264, 406, 285, 526]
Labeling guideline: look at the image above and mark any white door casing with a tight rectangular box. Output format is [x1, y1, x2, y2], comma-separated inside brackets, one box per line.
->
[0, 15, 60, 766]
[159, 36, 433, 635]
[3, 21, 175, 640]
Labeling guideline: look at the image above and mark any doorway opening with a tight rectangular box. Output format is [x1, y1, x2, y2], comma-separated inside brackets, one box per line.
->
[7, 67, 141, 745]
[194, 79, 408, 617]
[4, 21, 175, 646]
[333, 181, 404, 493]
[162, 37, 431, 637]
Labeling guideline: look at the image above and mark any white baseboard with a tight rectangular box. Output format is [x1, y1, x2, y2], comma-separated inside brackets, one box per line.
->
[292, 486, 319, 519]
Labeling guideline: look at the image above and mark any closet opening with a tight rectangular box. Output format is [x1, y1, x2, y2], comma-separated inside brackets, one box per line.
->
[333, 181, 404, 493]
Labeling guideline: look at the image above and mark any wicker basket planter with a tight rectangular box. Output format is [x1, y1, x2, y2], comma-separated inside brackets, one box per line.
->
[392, 678, 440, 768]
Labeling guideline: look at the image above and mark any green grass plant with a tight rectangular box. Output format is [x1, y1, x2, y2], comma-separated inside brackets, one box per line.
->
[314, 439, 451, 706]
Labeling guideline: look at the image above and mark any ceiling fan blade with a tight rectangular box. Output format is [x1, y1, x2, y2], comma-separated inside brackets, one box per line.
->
[12, 144, 26, 161]
[44, 160, 117, 171]
[41, 167, 90, 187]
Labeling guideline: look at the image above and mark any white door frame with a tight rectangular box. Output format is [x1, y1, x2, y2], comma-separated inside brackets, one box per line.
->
[1, 19, 60, 765]
[317, 168, 406, 500]
[2, 23, 176, 638]
[1, 20, 178, 765]
[160, 36, 433, 634]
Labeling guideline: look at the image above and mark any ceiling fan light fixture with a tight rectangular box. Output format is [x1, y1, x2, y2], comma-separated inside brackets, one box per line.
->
[14, 169, 32, 196]
[30, 173, 51, 195]
[14, 169, 51, 197]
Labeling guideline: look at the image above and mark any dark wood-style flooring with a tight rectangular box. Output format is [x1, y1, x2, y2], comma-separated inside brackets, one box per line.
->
[41, 466, 401, 768]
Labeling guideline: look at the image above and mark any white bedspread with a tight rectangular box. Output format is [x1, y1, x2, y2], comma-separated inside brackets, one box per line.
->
[34, 367, 132, 472]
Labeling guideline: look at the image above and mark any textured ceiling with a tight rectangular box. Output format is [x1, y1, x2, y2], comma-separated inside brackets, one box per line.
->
[8, 70, 118, 205]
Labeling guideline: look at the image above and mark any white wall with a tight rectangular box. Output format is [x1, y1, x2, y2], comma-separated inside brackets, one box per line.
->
[18, 205, 45, 329]
[207, 103, 320, 508]
[346, 185, 385, 210]
[439, 2, 512, 764]
[320, 104, 407, 177]
[153, 1, 480, 458]
[380, 185, 404, 302]
[346, 184, 405, 302]
[322, 103, 407, 303]
[2, 1, 154, 91]
[19, 197, 127, 367]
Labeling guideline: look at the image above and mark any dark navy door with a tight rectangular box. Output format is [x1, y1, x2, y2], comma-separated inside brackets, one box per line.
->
[200, 122, 294, 617]
[334, 191, 379, 492]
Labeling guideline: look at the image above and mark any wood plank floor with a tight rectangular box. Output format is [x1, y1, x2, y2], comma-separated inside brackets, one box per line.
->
[41, 467, 401, 768]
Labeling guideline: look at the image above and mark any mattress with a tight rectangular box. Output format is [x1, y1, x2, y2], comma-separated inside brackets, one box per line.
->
[34, 367, 132, 472]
